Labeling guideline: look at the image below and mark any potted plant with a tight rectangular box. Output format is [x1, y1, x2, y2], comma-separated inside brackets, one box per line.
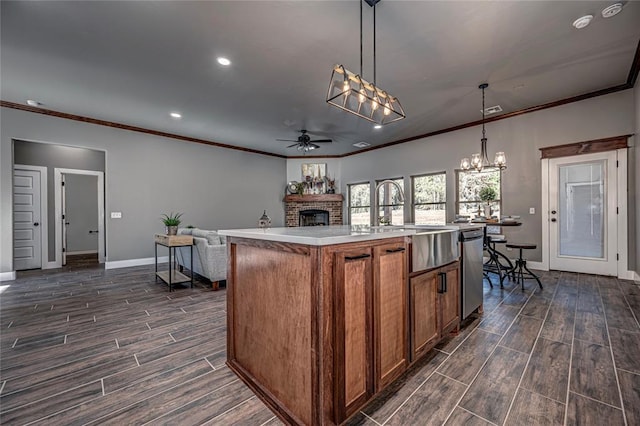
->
[478, 187, 497, 218]
[161, 212, 183, 235]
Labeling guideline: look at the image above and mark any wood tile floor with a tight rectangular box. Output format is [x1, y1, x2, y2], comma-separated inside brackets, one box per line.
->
[1, 265, 639, 425]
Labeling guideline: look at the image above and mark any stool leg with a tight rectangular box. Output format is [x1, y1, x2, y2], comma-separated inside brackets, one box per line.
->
[484, 272, 493, 288]
[494, 249, 515, 280]
[517, 249, 525, 291]
[522, 260, 543, 290]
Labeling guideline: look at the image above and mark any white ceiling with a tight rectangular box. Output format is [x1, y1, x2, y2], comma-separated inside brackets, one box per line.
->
[1, 1, 639, 157]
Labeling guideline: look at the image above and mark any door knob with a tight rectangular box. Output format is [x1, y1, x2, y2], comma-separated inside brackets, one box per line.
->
[551, 218, 557, 222]
[33, 222, 39, 226]
[551, 210, 557, 214]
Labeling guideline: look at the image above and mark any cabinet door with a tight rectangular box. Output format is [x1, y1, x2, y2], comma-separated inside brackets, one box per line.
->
[440, 262, 460, 334]
[410, 270, 439, 361]
[373, 242, 408, 390]
[334, 248, 373, 423]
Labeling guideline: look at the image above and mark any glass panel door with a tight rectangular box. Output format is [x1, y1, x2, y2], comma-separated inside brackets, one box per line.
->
[558, 161, 604, 259]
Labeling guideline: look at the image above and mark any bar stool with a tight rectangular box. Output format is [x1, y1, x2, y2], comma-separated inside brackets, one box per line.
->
[485, 235, 515, 285]
[505, 243, 543, 290]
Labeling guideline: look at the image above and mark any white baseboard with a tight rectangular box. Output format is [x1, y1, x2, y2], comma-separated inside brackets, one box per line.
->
[105, 256, 168, 270]
[633, 271, 640, 282]
[527, 261, 547, 271]
[0, 271, 17, 282]
[618, 270, 639, 281]
[67, 250, 98, 255]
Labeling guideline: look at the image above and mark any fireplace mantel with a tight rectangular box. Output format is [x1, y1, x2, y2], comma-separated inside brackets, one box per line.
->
[283, 194, 344, 202]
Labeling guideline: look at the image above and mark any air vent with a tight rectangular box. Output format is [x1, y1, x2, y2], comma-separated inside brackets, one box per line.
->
[482, 105, 503, 115]
[353, 141, 371, 148]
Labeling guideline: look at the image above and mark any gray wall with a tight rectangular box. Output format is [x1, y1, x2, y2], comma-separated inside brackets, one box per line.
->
[334, 90, 635, 265]
[13, 141, 105, 261]
[65, 174, 99, 253]
[1, 107, 286, 271]
[635, 80, 640, 276]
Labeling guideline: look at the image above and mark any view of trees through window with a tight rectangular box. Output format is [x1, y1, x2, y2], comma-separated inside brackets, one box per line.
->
[377, 178, 404, 225]
[348, 183, 370, 225]
[412, 173, 446, 224]
[457, 170, 501, 218]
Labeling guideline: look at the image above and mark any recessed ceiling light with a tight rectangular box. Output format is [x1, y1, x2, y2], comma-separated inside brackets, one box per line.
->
[353, 141, 371, 148]
[170, 112, 182, 119]
[26, 100, 42, 107]
[217, 57, 231, 66]
[374, 124, 383, 129]
[601, 3, 623, 18]
[572, 15, 593, 29]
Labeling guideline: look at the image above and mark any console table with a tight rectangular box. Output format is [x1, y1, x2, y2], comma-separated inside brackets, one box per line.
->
[154, 234, 193, 291]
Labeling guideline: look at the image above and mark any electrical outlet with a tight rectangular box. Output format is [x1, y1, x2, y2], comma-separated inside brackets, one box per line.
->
[111, 212, 122, 219]
[529, 207, 535, 215]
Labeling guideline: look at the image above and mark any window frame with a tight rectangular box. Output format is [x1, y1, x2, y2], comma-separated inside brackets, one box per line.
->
[347, 181, 371, 225]
[455, 169, 503, 217]
[411, 171, 447, 224]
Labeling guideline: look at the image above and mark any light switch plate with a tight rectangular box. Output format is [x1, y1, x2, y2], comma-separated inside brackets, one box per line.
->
[111, 212, 122, 219]
[529, 207, 535, 215]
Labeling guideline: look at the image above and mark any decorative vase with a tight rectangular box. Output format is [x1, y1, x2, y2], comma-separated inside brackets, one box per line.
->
[166, 225, 178, 236]
[483, 204, 492, 218]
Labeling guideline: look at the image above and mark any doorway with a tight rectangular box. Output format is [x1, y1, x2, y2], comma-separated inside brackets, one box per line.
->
[54, 168, 105, 267]
[542, 148, 628, 278]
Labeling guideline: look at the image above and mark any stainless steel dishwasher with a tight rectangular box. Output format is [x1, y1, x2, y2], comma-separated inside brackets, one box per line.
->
[459, 228, 484, 319]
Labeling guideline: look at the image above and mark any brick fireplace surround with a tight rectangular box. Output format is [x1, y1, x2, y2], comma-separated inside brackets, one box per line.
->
[284, 194, 343, 227]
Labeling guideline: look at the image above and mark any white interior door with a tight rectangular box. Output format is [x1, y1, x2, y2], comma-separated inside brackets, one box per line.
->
[13, 169, 42, 270]
[548, 151, 617, 275]
[62, 174, 68, 266]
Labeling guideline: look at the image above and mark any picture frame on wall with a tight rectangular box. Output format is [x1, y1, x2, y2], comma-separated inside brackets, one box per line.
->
[301, 163, 326, 194]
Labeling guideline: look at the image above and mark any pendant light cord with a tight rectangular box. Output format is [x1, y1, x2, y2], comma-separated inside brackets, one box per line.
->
[360, 0, 363, 77]
[373, 2, 376, 86]
[482, 85, 486, 140]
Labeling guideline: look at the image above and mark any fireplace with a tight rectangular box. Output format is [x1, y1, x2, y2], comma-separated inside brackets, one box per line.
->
[299, 209, 329, 227]
[284, 194, 343, 227]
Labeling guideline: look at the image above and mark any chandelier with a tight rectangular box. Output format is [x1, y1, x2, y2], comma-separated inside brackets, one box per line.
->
[460, 83, 506, 172]
[326, 0, 405, 125]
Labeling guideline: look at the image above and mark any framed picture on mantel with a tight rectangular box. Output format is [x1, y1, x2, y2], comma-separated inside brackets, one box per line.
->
[301, 163, 326, 194]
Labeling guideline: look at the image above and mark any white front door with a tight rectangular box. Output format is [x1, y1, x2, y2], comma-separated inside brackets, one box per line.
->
[548, 151, 617, 275]
[13, 169, 42, 270]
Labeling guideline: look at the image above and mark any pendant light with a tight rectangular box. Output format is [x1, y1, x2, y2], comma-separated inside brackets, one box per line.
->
[460, 83, 506, 172]
[326, 0, 405, 125]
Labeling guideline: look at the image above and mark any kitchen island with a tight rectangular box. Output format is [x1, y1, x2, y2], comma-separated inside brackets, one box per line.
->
[219, 225, 462, 425]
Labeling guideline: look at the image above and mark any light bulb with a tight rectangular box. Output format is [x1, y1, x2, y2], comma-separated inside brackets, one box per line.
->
[371, 100, 378, 110]
[358, 89, 366, 103]
[343, 80, 350, 94]
[494, 151, 506, 167]
[383, 101, 391, 116]
[460, 158, 470, 170]
[471, 153, 481, 166]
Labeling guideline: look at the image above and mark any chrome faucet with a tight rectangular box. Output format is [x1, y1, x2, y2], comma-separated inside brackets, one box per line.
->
[374, 179, 405, 225]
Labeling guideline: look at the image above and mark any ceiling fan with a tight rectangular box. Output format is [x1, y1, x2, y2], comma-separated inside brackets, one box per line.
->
[277, 130, 332, 153]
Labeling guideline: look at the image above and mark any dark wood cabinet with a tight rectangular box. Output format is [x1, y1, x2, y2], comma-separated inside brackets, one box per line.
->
[373, 242, 408, 390]
[227, 235, 458, 426]
[333, 247, 374, 421]
[333, 240, 408, 422]
[410, 261, 460, 362]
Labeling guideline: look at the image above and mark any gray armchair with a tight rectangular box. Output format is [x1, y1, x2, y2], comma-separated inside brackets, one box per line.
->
[175, 228, 227, 290]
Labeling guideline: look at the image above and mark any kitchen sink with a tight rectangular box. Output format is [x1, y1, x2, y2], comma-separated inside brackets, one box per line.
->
[411, 229, 459, 273]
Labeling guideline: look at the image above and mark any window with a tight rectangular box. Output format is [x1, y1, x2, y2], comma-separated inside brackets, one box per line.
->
[412, 172, 446, 224]
[457, 170, 501, 218]
[376, 178, 404, 225]
[348, 182, 370, 225]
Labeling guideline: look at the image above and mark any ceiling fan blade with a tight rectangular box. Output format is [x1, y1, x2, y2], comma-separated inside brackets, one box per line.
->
[287, 143, 300, 148]
[310, 139, 332, 143]
[276, 139, 298, 142]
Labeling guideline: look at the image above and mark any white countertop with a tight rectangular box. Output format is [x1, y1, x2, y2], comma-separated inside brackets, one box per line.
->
[219, 223, 482, 246]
